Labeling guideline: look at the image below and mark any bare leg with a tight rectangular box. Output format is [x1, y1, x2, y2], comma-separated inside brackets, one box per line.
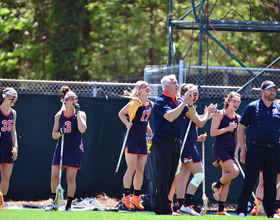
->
[0, 164, 13, 195]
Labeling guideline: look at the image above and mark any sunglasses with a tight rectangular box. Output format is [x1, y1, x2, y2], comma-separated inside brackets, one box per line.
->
[139, 84, 150, 89]
[67, 97, 78, 101]
[230, 99, 241, 104]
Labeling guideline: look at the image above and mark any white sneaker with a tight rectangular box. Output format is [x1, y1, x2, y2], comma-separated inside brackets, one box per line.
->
[237, 213, 246, 217]
[64, 208, 71, 212]
[45, 205, 58, 211]
[180, 205, 200, 216]
[270, 214, 280, 218]
[211, 182, 220, 201]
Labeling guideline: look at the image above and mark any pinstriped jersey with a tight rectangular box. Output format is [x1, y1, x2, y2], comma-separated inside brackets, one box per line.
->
[213, 110, 238, 151]
[0, 108, 14, 149]
[128, 100, 152, 141]
[56, 110, 83, 151]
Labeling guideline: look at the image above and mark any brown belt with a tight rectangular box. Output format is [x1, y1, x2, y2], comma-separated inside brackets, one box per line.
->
[166, 137, 180, 142]
[250, 140, 275, 147]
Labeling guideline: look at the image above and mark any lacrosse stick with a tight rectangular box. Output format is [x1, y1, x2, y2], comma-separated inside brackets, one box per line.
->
[53, 133, 65, 208]
[114, 98, 142, 176]
[176, 120, 192, 175]
[200, 137, 208, 215]
[235, 158, 265, 215]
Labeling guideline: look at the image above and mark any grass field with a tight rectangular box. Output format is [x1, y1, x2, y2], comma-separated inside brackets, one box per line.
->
[0, 209, 265, 220]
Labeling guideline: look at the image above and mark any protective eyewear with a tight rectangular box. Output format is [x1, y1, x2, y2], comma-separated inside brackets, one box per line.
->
[67, 97, 78, 101]
[139, 84, 150, 89]
[7, 94, 18, 101]
[230, 99, 241, 104]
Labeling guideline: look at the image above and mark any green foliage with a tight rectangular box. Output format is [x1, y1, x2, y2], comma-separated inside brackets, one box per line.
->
[0, 0, 280, 80]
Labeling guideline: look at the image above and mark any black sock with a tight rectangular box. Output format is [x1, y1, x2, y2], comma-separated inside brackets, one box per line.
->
[177, 199, 184, 209]
[183, 194, 193, 206]
[51, 193, 56, 201]
[218, 201, 225, 212]
[65, 196, 73, 210]
[133, 190, 141, 197]
[276, 200, 280, 210]
[215, 180, 223, 189]
[123, 188, 130, 196]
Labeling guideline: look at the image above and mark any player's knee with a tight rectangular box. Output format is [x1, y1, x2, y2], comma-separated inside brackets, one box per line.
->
[232, 168, 239, 178]
[190, 173, 204, 187]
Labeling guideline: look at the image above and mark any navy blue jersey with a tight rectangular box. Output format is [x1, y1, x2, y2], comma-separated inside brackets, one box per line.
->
[240, 99, 280, 144]
[212, 110, 238, 152]
[153, 92, 188, 138]
[0, 108, 14, 149]
[56, 110, 83, 151]
[0, 108, 14, 164]
[128, 100, 152, 141]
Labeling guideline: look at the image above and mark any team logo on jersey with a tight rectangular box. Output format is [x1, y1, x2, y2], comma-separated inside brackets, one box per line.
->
[274, 109, 278, 113]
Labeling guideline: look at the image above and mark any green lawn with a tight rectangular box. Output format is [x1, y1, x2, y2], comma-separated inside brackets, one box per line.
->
[0, 209, 266, 220]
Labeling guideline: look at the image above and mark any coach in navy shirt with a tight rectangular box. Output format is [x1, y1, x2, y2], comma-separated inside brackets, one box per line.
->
[152, 74, 195, 215]
[236, 80, 280, 218]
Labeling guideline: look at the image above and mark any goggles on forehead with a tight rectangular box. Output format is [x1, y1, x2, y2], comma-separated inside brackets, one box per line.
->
[64, 91, 77, 100]
[189, 86, 198, 92]
[3, 89, 18, 101]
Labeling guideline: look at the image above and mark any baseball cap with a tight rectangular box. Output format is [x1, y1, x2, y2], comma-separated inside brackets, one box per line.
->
[261, 82, 278, 90]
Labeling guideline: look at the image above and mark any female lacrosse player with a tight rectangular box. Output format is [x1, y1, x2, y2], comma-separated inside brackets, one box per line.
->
[46, 86, 87, 212]
[0, 87, 18, 210]
[175, 83, 216, 216]
[210, 91, 241, 215]
[118, 81, 153, 210]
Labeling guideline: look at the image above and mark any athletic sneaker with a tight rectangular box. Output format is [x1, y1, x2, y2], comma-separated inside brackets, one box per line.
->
[0, 192, 6, 211]
[237, 213, 246, 217]
[122, 194, 135, 210]
[211, 182, 220, 201]
[176, 209, 190, 215]
[180, 204, 200, 216]
[45, 205, 58, 211]
[131, 195, 144, 210]
[269, 214, 280, 218]
[277, 208, 280, 216]
[217, 210, 231, 215]
[64, 208, 71, 212]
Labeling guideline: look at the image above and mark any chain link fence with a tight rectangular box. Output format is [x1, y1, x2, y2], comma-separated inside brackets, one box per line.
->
[1, 63, 280, 100]
[0, 79, 160, 100]
[144, 62, 280, 100]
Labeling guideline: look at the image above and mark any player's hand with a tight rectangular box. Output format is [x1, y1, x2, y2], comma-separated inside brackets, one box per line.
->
[74, 103, 80, 113]
[240, 150, 246, 164]
[228, 121, 237, 132]
[60, 125, 67, 134]
[126, 122, 132, 130]
[207, 103, 217, 114]
[11, 147, 18, 160]
[197, 133, 207, 142]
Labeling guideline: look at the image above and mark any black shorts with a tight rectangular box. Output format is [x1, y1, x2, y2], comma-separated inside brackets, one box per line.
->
[52, 147, 83, 169]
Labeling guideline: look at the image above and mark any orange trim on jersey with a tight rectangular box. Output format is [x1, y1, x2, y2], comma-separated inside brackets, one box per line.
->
[0, 107, 11, 117]
[163, 92, 178, 105]
[124, 146, 148, 156]
[224, 109, 235, 119]
[0, 162, 14, 165]
[142, 99, 150, 107]
[62, 110, 75, 118]
[214, 157, 234, 166]
[182, 156, 201, 164]
[52, 164, 81, 169]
